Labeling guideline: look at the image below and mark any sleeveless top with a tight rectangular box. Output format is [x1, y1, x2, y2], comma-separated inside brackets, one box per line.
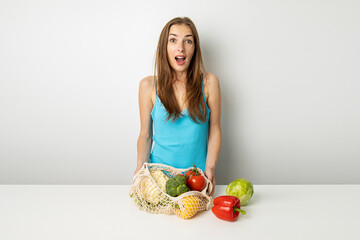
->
[149, 74, 210, 172]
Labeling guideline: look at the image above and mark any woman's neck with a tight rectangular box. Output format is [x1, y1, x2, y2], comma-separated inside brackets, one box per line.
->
[173, 71, 187, 83]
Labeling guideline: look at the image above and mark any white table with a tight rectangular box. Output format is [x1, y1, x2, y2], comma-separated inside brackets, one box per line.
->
[0, 185, 359, 240]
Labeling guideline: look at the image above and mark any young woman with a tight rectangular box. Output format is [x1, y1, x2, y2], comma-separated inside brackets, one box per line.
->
[135, 17, 221, 195]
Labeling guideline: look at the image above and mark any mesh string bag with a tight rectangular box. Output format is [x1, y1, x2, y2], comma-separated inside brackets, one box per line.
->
[129, 163, 213, 219]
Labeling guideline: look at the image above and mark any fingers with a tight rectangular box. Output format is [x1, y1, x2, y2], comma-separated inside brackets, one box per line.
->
[134, 167, 141, 175]
[211, 178, 216, 196]
[210, 185, 215, 196]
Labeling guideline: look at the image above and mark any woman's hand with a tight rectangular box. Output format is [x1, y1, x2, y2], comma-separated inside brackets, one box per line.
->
[204, 168, 216, 196]
[134, 165, 143, 175]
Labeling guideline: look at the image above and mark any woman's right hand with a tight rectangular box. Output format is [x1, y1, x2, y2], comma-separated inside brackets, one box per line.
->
[134, 165, 143, 175]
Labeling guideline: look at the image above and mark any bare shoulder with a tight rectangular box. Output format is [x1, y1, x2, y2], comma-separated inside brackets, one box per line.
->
[205, 72, 220, 87]
[139, 75, 155, 104]
[139, 75, 155, 90]
[204, 72, 220, 98]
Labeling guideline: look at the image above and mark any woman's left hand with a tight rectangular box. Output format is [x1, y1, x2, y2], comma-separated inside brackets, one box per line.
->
[204, 168, 216, 197]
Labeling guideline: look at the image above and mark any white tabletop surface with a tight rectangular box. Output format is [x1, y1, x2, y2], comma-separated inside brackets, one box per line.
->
[0, 185, 359, 240]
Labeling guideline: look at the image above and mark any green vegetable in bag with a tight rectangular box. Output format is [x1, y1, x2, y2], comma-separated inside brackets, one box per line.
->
[166, 175, 190, 197]
[226, 178, 254, 206]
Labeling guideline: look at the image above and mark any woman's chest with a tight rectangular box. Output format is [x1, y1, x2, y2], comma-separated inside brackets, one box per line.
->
[151, 84, 209, 108]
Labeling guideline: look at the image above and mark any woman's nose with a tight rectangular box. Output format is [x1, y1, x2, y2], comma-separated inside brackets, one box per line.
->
[177, 42, 184, 52]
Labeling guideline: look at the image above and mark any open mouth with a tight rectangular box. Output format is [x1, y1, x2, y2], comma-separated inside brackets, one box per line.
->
[175, 56, 186, 64]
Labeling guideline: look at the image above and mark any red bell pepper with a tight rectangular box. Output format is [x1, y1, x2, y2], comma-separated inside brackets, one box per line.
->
[212, 195, 246, 221]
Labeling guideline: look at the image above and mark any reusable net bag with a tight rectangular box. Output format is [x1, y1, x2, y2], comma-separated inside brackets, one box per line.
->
[129, 163, 213, 219]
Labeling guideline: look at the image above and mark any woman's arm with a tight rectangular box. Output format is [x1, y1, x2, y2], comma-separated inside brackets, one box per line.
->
[134, 76, 154, 175]
[204, 73, 222, 196]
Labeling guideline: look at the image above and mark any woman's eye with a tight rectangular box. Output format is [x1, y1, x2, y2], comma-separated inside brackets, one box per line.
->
[186, 40, 193, 44]
[169, 38, 176, 42]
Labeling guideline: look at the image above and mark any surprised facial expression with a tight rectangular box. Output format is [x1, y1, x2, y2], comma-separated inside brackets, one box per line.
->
[167, 24, 195, 73]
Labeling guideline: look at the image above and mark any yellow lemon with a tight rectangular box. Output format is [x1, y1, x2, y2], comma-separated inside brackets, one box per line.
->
[174, 196, 200, 219]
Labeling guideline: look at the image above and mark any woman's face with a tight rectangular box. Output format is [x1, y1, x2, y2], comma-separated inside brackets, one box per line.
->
[167, 24, 195, 74]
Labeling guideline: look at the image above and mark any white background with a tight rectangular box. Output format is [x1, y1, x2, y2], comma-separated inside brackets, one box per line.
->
[1, 0, 359, 184]
[1, 185, 359, 240]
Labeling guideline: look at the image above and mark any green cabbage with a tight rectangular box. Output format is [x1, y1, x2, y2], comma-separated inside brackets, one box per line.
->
[226, 178, 254, 206]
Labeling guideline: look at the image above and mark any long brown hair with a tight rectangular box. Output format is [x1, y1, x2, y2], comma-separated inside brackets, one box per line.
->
[154, 17, 207, 123]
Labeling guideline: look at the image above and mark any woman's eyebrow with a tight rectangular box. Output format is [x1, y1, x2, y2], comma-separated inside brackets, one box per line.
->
[169, 33, 193, 38]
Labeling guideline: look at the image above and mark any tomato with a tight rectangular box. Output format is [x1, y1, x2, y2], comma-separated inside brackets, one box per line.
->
[183, 163, 206, 191]
[186, 175, 206, 191]
[185, 170, 197, 178]
[184, 163, 201, 178]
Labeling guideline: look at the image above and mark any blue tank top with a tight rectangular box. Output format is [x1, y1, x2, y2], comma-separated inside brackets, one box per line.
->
[149, 74, 210, 172]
